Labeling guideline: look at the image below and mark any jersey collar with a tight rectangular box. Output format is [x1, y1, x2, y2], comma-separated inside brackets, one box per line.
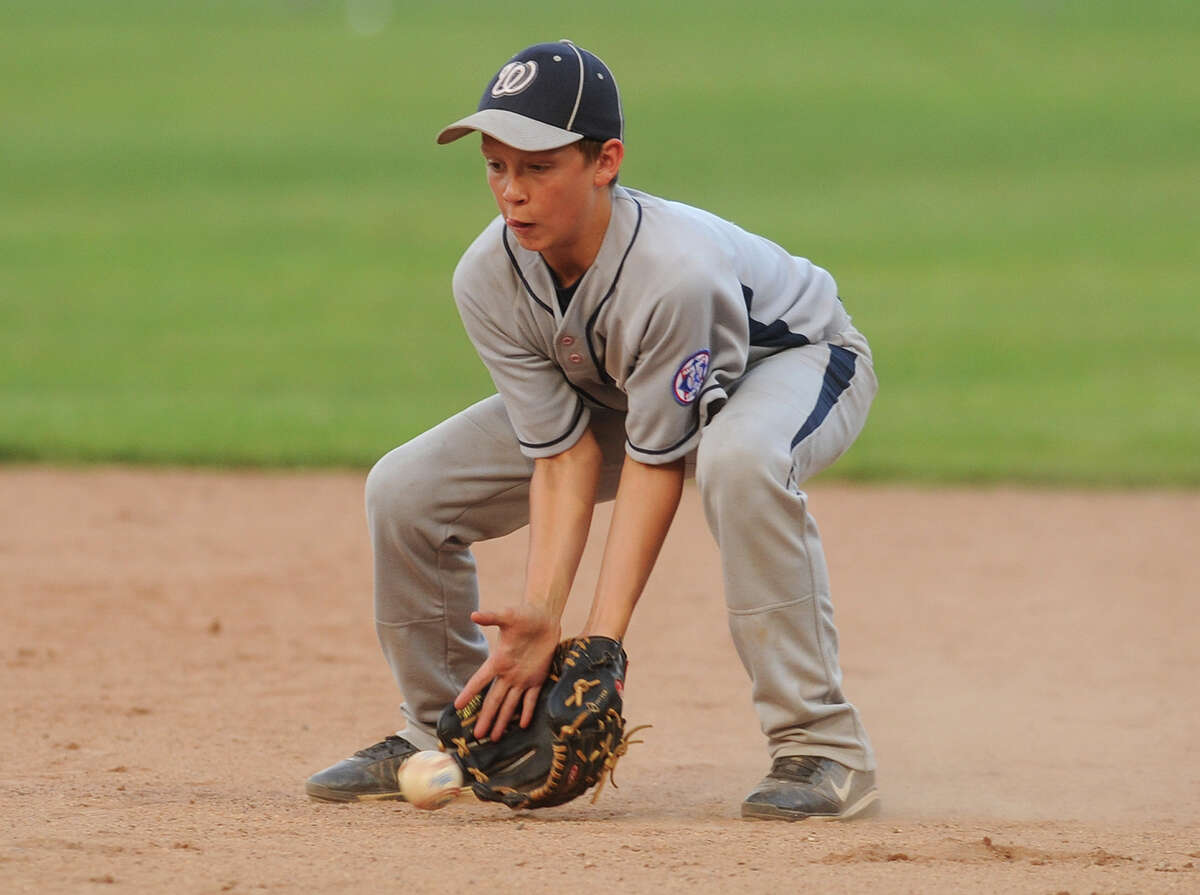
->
[502, 186, 643, 320]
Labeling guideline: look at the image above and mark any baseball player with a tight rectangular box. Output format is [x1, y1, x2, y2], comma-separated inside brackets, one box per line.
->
[306, 39, 880, 820]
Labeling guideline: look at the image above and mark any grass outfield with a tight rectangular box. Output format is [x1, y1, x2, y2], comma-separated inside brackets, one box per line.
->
[2, 1, 1197, 484]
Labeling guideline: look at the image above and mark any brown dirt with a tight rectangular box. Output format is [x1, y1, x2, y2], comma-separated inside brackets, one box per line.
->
[2, 466, 1197, 894]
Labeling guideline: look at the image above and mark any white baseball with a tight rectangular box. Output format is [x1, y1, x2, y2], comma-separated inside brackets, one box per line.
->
[400, 750, 463, 810]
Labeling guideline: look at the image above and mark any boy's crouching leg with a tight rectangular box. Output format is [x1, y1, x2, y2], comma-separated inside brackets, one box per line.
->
[367, 396, 536, 743]
[695, 366, 876, 816]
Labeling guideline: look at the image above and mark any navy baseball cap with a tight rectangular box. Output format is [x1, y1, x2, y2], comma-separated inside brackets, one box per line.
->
[437, 40, 623, 151]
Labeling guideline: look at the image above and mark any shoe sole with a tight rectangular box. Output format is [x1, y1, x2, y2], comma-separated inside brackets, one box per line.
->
[740, 789, 881, 822]
[305, 781, 406, 803]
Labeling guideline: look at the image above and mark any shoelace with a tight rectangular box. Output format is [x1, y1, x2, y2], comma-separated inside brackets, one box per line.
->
[355, 736, 414, 760]
[770, 756, 823, 783]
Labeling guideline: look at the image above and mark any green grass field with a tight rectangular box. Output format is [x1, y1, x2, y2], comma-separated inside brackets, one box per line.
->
[2, 1, 1197, 484]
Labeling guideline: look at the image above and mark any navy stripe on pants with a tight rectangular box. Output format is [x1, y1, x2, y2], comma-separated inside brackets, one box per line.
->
[791, 345, 857, 449]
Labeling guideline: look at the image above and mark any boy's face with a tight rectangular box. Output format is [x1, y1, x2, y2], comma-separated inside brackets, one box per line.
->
[480, 135, 616, 264]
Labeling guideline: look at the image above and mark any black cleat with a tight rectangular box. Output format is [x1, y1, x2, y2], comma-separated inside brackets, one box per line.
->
[741, 755, 880, 821]
[305, 735, 420, 802]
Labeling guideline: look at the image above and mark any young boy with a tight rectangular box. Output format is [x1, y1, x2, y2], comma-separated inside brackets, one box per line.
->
[306, 40, 880, 820]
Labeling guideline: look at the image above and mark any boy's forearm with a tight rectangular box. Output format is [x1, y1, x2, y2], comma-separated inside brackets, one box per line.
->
[523, 428, 603, 622]
[583, 454, 685, 639]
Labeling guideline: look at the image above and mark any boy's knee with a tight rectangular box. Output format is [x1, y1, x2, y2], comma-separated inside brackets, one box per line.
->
[696, 429, 786, 504]
[366, 441, 434, 525]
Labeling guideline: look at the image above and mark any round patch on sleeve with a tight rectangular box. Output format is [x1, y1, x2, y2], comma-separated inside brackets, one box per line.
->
[672, 349, 711, 406]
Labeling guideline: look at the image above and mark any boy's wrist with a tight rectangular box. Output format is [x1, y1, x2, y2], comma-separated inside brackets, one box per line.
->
[579, 603, 630, 640]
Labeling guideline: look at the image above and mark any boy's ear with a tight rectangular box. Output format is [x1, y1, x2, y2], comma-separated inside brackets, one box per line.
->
[595, 139, 625, 187]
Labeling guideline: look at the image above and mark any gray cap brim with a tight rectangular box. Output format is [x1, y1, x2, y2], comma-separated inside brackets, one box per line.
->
[436, 109, 584, 152]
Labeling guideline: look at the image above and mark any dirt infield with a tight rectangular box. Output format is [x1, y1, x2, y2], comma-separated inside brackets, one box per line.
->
[2, 467, 1197, 893]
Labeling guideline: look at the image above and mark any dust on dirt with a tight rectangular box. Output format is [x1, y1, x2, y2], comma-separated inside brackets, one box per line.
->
[2, 467, 1196, 893]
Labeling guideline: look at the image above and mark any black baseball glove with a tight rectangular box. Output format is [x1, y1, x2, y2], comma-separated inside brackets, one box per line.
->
[437, 636, 644, 809]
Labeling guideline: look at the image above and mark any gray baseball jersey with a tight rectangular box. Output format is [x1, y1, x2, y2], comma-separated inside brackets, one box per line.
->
[453, 185, 853, 465]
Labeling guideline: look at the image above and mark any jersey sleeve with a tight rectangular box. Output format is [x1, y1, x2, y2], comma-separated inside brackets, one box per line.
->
[621, 271, 748, 465]
[454, 274, 590, 460]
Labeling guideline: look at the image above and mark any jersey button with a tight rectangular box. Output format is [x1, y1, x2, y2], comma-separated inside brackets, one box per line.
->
[560, 336, 575, 346]
[568, 353, 583, 364]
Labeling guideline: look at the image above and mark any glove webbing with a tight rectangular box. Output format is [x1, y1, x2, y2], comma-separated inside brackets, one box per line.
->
[521, 706, 632, 806]
[585, 717, 651, 804]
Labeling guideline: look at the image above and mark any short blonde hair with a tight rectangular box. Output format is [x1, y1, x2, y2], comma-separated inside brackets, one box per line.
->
[576, 139, 619, 185]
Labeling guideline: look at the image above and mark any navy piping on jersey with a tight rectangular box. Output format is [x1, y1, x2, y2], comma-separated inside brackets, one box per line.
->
[791, 345, 857, 449]
[698, 383, 726, 423]
[627, 418, 699, 457]
[517, 400, 587, 451]
[586, 198, 644, 385]
[502, 229, 554, 316]
[742, 284, 811, 350]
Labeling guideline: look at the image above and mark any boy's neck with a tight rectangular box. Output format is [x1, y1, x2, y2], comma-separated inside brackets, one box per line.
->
[541, 189, 614, 288]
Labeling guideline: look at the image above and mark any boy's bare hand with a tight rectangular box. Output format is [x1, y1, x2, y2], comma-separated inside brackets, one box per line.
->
[453, 604, 561, 741]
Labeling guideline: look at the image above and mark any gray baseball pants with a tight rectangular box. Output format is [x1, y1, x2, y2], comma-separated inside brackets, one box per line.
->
[366, 327, 878, 771]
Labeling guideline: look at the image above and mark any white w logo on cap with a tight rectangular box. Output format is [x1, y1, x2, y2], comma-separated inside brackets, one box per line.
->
[491, 61, 538, 97]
